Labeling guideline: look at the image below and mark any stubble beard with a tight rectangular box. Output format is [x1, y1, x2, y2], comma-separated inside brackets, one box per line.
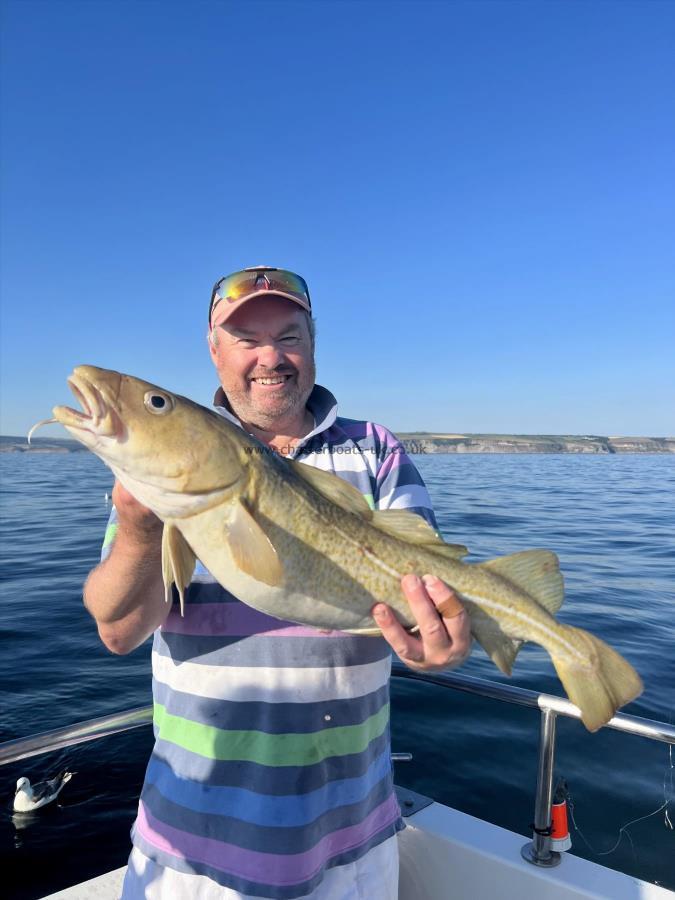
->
[226, 361, 316, 432]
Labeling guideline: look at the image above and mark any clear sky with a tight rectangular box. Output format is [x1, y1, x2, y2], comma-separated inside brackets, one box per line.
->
[1, 0, 673, 437]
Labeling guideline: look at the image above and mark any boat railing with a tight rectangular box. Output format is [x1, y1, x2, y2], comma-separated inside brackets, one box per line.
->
[390, 662, 675, 868]
[1, 662, 673, 870]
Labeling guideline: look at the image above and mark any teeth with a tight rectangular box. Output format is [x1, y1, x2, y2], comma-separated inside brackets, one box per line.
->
[253, 377, 287, 385]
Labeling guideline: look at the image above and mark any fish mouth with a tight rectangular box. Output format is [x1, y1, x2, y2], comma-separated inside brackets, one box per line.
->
[53, 368, 125, 442]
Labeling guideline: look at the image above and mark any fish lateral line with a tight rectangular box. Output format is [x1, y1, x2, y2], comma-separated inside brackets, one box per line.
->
[458, 591, 589, 666]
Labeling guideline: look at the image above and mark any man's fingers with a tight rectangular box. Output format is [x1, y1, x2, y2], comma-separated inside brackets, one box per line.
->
[401, 573, 450, 650]
[373, 575, 473, 671]
[371, 603, 424, 663]
[421, 575, 473, 662]
[422, 575, 464, 618]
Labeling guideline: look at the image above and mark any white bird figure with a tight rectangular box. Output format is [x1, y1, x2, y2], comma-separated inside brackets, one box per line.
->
[13, 771, 74, 812]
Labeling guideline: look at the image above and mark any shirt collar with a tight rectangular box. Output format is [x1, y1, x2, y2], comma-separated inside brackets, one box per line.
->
[212, 383, 338, 455]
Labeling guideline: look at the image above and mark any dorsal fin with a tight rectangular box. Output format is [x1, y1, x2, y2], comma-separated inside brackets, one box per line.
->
[480, 549, 564, 614]
[288, 460, 372, 517]
[289, 463, 469, 558]
[371, 509, 469, 559]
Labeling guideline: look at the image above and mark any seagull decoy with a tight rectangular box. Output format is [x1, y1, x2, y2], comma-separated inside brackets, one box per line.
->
[13, 771, 74, 813]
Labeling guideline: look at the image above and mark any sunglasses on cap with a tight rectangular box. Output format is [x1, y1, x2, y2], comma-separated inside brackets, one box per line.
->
[209, 267, 311, 326]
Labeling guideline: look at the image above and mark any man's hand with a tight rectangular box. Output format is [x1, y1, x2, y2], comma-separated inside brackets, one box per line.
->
[83, 480, 168, 653]
[372, 574, 472, 672]
[112, 481, 163, 541]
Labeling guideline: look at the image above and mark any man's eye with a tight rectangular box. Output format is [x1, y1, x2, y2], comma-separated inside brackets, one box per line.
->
[238, 339, 257, 347]
[280, 336, 300, 345]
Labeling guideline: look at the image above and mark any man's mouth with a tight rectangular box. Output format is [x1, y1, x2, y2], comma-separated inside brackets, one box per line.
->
[250, 375, 293, 386]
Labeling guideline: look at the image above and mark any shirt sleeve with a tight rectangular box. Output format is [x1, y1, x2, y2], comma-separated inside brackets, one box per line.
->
[372, 425, 438, 529]
[100, 506, 119, 561]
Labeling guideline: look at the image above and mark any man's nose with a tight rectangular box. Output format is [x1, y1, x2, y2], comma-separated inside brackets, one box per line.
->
[257, 342, 285, 368]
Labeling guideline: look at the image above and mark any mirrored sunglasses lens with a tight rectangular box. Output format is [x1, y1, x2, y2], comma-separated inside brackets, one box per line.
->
[216, 272, 259, 302]
[212, 269, 310, 314]
[265, 272, 309, 301]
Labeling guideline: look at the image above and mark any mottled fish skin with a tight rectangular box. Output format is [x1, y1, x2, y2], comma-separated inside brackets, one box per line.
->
[49, 366, 643, 731]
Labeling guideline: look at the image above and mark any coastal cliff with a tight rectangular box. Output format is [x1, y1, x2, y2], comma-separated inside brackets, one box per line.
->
[2, 434, 674, 454]
[1, 436, 87, 453]
[395, 434, 675, 454]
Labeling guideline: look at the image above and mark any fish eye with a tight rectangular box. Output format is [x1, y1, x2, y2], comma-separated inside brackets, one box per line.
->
[144, 391, 175, 415]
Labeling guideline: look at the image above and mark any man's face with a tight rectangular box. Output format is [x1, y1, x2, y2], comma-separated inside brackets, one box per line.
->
[209, 295, 316, 430]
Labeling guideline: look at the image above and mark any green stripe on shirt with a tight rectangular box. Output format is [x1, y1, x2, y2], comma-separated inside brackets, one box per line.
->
[103, 522, 118, 549]
[153, 701, 389, 766]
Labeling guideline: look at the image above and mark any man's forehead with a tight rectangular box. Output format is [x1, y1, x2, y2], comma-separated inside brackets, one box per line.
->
[220, 296, 309, 335]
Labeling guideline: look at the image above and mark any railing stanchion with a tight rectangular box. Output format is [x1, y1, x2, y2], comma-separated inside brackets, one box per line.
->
[521, 707, 560, 867]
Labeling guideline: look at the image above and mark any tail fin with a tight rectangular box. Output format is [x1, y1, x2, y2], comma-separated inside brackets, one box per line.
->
[551, 625, 643, 732]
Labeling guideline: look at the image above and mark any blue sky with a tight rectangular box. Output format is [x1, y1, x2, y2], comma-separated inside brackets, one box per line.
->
[1, 0, 673, 437]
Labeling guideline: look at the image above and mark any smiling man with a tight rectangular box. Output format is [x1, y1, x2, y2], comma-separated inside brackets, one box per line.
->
[207, 277, 316, 453]
[84, 266, 471, 900]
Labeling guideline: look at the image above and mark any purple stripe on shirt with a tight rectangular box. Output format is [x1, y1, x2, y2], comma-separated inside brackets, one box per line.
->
[338, 420, 399, 452]
[375, 447, 405, 487]
[162, 603, 346, 638]
[372, 422, 390, 448]
[136, 793, 400, 887]
[336, 420, 372, 441]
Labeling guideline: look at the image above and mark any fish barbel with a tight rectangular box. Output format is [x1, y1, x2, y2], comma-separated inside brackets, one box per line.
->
[44, 366, 643, 732]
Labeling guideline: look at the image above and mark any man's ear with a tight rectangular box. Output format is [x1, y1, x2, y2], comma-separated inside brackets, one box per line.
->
[207, 329, 217, 358]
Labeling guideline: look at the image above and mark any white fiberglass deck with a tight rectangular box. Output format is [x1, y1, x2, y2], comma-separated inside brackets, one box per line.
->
[397, 798, 673, 900]
[42, 796, 674, 900]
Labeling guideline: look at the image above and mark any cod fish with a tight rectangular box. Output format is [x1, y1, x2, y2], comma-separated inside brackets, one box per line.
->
[39, 366, 643, 732]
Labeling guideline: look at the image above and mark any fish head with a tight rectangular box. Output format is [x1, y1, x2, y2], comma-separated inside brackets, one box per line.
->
[53, 365, 253, 516]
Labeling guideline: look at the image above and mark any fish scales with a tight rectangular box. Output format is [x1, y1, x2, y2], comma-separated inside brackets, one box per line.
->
[227, 457, 590, 664]
[229, 458, 556, 639]
[42, 365, 643, 732]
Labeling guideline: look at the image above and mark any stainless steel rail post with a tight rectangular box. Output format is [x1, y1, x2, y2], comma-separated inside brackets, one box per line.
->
[521, 707, 560, 867]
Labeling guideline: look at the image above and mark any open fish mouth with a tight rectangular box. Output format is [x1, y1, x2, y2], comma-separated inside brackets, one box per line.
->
[52, 369, 125, 441]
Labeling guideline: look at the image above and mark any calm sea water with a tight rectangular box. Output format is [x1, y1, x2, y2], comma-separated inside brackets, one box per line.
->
[1, 452, 674, 897]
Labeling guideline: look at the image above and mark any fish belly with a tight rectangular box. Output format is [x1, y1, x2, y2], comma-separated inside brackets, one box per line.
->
[176, 509, 398, 632]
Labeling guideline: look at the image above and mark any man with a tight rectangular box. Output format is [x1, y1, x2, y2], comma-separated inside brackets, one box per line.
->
[84, 267, 471, 899]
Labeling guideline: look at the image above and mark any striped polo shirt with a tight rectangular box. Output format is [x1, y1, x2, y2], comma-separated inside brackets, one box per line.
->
[103, 384, 436, 898]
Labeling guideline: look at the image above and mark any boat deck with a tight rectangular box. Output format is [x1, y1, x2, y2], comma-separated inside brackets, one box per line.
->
[41, 789, 674, 900]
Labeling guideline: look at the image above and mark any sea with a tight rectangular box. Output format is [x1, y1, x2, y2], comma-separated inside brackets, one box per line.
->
[1, 451, 674, 898]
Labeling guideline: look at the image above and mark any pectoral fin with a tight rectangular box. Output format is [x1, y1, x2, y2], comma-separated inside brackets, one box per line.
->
[161, 523, 197, 617]
[229, 500, 284, 587]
